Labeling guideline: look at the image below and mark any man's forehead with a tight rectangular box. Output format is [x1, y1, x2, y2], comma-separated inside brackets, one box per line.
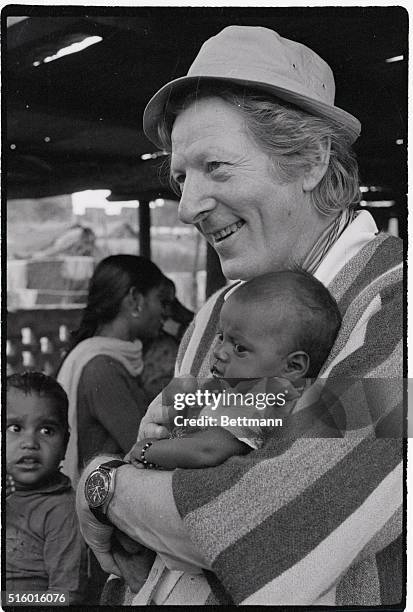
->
[171, 99, 248, 150]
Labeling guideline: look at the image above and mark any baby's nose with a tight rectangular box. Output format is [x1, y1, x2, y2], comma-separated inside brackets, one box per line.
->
[213, 343, 230, 362]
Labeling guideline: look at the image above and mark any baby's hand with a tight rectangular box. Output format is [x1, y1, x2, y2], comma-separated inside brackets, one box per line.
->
[5, 473, 16, 497]
[138, 376, 199, 441]
[124, 441, 145, 468]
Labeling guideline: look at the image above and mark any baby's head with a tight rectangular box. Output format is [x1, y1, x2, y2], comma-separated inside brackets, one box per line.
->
[211, 270, 341, 381]
[6, 372, 70, 489]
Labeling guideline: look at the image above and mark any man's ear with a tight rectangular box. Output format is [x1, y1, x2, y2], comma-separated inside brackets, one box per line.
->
[284, 351, 310, 379]
[302, 137, 331, 193]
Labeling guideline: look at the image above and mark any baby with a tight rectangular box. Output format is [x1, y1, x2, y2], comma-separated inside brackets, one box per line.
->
[126, 270, 341, 469]
[6, 372, 87, 604]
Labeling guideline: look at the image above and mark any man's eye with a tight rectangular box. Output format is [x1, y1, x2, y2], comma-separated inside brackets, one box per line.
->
[173, 174, 185, 189]
[7, 424, 20, 433]
[206, 161, 222, 173]
[234, 344, 248, 355]
[216, 332, 224, 342]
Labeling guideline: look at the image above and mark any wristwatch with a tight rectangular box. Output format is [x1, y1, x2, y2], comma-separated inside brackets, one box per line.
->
[84, 459, 127, 525]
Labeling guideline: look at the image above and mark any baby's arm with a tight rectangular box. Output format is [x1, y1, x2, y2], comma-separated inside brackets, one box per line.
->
[126, 428, 251, 469]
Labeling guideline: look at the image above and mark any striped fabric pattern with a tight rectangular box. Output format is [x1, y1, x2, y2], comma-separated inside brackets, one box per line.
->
[172, 234, 404, 606]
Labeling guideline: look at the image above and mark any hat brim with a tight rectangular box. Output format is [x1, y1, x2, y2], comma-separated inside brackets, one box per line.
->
[143, 75, 361, 148]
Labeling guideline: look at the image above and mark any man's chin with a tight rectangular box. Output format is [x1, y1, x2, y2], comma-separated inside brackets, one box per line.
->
[219, 259, 242, 281]
[219, 256, 257, 282]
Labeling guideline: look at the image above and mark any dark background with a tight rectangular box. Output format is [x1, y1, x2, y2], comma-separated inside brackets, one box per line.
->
[4, 6, 408, 238]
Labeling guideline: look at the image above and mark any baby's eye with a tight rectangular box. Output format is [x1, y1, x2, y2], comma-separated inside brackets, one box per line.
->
[7, 424, 21, 433]
[234, 343, 248, 355]
[215, 331, 224, 342]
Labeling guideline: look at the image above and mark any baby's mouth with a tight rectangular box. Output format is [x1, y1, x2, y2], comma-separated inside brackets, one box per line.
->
[211, 364, 224, 379]
[210, 220, 244, 243]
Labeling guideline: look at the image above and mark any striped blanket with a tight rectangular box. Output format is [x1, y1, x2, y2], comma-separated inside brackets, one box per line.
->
[172, 233, 403, 606]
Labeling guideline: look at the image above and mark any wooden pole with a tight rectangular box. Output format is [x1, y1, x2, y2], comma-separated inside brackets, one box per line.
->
[138, 200, 151, 259]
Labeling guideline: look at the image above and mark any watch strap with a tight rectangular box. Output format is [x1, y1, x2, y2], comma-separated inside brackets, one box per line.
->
[90, 505, 113, 525]
[99, 459, 128, 471]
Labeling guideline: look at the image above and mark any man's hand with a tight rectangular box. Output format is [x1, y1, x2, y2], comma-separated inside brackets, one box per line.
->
[93, 550, 122, 577]
[138, 376, 198, 441]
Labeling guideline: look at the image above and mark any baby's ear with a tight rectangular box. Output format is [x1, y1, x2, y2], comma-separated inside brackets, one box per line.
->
[284, 351, 310, 380]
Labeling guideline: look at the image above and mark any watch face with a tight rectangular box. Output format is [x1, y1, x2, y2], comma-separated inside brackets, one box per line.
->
[85, 469, 111, 508]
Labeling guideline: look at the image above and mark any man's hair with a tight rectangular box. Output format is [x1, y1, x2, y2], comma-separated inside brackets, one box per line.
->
[157, 82, 360, 215]
[7, 371, 70, 449]
[230, 269, 342, 378]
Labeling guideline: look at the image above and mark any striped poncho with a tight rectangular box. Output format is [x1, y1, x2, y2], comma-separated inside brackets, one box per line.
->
[171, 233, 403, 606]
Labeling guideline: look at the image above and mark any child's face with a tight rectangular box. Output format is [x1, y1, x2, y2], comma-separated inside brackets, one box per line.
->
[211, 297, 291, 380]
[7, 389, 66, 489]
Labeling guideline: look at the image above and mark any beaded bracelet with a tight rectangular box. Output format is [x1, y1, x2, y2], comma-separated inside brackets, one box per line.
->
[139, 441, 161, 469]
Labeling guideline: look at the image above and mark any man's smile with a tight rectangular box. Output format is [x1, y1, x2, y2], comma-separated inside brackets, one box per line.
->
[208, 220, 245, 243]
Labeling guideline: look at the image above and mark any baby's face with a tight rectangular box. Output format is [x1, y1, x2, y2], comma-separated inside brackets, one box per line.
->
[211, 297, 291, 381]
[7, 389, 66, 489]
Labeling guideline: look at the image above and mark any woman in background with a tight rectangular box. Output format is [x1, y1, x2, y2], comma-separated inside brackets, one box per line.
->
[57, 254, 169, 485]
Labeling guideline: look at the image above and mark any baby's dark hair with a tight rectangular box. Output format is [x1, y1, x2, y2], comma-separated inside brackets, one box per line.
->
[231, 270, 342, 377]
[7, 371, 70, 449]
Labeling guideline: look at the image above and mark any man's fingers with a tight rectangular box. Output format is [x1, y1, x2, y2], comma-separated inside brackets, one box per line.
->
[163, 375, 198, 404]
[93, 550, 122, 577]
[113, 529, 145, 554]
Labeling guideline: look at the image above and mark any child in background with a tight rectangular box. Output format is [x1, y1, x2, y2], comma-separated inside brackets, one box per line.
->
[126, 270, 342, 469]
[6, 372, 87, 604]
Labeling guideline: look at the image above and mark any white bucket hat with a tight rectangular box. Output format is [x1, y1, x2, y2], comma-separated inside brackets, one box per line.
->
[143, 25, 361, 148]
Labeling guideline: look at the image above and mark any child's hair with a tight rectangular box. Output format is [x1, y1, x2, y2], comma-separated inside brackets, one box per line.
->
[7, 371, 70, 449]
[231, 269, 342, 378]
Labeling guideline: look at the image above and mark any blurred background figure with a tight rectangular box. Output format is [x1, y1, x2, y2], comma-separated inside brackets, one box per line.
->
[32, 224, 104, 259]
[141, 276, 194, 402]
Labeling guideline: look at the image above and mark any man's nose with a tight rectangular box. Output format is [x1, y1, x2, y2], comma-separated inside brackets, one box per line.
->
[178, 174, 215, 225]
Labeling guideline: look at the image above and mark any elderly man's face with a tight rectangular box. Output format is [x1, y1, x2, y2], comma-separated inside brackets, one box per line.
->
[171, 96, 316, 280]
